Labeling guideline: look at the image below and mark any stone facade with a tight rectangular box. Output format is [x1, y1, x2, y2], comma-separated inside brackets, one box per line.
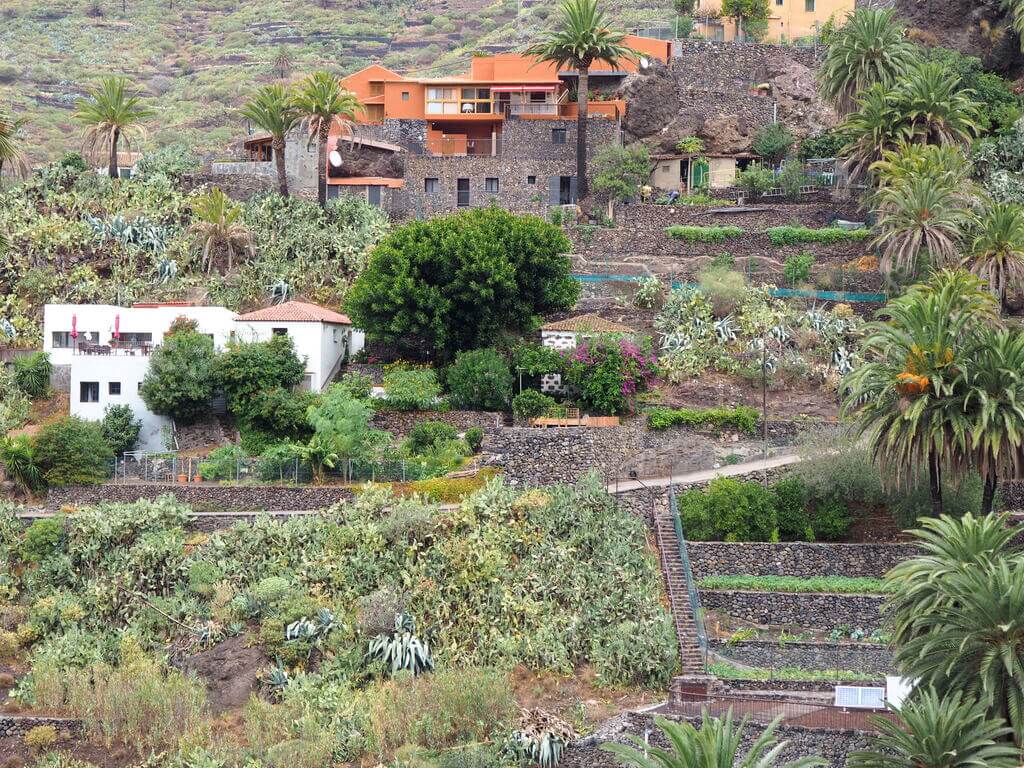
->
[701, 590, 885, 631]
[483, 421, 645, 484]
[370, 409, 502, 437]
[181, 171, 277, 201]
[669, 39, 818, 91]
[46, 483, 354, 512]
[710, 639, 895, 676]
[688, 541, 919, 579]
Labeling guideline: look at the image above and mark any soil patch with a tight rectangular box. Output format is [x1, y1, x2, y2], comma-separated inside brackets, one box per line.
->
[0, 733, 136, 768]
[657, 373, 839, 420]
[177, 635, 269, 713]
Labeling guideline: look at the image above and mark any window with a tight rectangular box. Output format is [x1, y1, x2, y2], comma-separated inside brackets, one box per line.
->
[53, 331, 98, 348]
[459, 87, 492, 113]
[776, 0, 783, 4]
[109, 382, 121, 395]
[485, 177, 499, 193]
[80, 381, 99, 403]
[552, 128, 567, 144]
[402, 91, 410, 101]
[804, 0, 814, 9]
[426, 87, 458, 115]
[367, 185, 382, 206]
[424, 177, 440, 194]
[457, 178, 470, 207]
[527, 175, 536, 185]
[272, 328, 288, 336]
[529, 91, 548, 103]
[327, 185, 340, 199]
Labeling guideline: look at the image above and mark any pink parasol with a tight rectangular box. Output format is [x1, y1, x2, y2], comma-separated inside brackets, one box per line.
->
[113, 313, 120, 340]
[70, 313, 78, 339]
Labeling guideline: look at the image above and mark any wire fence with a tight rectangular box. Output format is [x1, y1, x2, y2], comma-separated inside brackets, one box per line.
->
[672, 692, 897, 731]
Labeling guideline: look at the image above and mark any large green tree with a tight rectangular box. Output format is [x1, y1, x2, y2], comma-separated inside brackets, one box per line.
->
[240, 84, 300, 197]
[819, 8, 915, 115]
[33, 416, 114, 486]
[346, 207, 579, 361]
[524, 0, 636, 201]
[214, 334, 306, 434]
[292, 71, 362, 207]
[73, 76, 154, 179]
[139, 328, 217, 424]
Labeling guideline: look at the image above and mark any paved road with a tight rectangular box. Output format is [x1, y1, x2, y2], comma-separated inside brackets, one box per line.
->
[607, 452, 802, 493]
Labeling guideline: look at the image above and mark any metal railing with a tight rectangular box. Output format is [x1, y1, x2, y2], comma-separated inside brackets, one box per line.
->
[422, 136, 501, 157]
[670, 487, 709, 661]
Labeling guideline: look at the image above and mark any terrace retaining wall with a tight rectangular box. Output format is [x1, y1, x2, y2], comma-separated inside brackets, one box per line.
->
[370, 409, 502, 437]
[710, 640, 895, 675]
[688, 541, 917, 579]
[46, 483, 354, 512]
[700, 590, 885, 631]
[0, 717, 83, 739]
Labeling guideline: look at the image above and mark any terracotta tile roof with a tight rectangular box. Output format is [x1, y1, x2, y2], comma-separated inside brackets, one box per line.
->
[541, 313, 634, 334]
[235, 301, 352, 324]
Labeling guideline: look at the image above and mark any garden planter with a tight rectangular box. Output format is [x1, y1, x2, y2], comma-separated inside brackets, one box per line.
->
[177, 473, 188, 483]
[193, 475, 202, 483]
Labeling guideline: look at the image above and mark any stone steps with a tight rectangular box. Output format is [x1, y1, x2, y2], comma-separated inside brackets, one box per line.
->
[653, 512, 706, 674]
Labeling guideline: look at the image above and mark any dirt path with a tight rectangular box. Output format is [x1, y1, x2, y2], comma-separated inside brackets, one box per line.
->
[608, 453, 801, 493]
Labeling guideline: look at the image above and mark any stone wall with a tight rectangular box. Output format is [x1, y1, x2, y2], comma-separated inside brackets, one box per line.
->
[47, 483, 354, 512]
[610, 200, 863, 230]
[181, 171, 277, 201]
[370, 409, 503, 436]
[701, 590, 884, 630]
[688, 541, 918, 579]
[561, 710, 871, 768]
[711, 640, 895, 676]
[670, 39, 818, 91]
[483, 421, 645, 484]
[0, 717, 82, 739]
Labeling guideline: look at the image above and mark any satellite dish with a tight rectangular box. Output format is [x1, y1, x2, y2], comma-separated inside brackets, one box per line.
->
[329, 150, 343, 168]
[639, 56, 650, 70]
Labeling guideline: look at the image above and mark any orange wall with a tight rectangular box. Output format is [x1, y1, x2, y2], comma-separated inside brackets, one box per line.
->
[382, 80, 426, 119]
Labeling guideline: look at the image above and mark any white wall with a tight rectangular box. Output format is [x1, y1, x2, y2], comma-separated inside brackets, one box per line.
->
[69, 354, 171, 452]
[232, 320, 351, 391]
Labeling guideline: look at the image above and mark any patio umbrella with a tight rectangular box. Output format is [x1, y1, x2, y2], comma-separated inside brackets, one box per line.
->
[70, 313, 78, 340]
[113, 313, 120, 340]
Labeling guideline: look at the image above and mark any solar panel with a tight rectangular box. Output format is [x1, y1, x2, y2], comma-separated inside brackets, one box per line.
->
[834, 686, 885, 709]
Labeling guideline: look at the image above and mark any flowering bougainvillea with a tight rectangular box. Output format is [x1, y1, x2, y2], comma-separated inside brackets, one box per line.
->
[562, 337, 657, 415]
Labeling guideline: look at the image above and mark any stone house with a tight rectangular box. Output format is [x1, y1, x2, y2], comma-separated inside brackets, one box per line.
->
[539, 313, 636, 394]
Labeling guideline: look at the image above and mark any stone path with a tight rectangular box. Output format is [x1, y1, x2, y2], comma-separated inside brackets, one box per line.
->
[607, 452, 802, 493]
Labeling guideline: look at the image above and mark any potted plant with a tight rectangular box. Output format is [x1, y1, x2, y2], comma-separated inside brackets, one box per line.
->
[177, 471, 188, 483]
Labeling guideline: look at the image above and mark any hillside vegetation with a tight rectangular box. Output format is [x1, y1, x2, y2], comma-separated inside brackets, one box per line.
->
[0, 0, 666, 162]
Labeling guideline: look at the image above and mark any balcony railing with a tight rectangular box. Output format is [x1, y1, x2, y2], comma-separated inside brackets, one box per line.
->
[75, 340, 155, 356]
[504, 102, 559, 116]
[421, 136, 501, 157]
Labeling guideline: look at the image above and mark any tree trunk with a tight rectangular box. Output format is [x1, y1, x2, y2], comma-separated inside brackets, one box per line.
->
[928, 451, 944, 517]
[982, 471, 998, 515]
[317, 124, 329, 206]
[272, 135, 289, 196]
[576, 68, 589, 201]
[109, 127, 120, 179]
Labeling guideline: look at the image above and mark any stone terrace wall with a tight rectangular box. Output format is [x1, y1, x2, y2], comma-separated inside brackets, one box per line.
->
[561, 710, 870, 768]
[47, 483, 354, 512]
[370, 409, 502, 437]
[688, 541, 918, 579]
[670, 39, 819, 92]
[701, 590, 884, 630]
[610, 201, 862, 230]
[483, 422, 645, 484]
[0, 717, 82, 739]
[710, 639, 894, 675]
[181, 171, 276, 201]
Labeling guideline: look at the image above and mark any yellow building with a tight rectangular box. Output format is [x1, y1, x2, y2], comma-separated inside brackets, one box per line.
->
[694, 0, 853, 42]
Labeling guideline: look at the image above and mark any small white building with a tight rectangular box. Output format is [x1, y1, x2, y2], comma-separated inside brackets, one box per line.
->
[539, 313, 635, 393]
[43, 300, 364, 452]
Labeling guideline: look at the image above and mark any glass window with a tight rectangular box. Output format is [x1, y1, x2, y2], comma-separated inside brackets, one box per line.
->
[485, 177, 499, 193]
[424, 178, 440, 194]
[530, 91, 548, 103]
[805, 0, 814, 9]
[109, 382, 121, 395]
[80, 381, 99, 403]
[272, 328, 288, 336]
[527, 175, 536, 184]
[402, 91, 410, 101]
[552, 128, 567, 144]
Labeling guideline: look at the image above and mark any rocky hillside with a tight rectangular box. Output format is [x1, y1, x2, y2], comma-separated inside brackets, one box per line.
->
[0, 0, 668, 162]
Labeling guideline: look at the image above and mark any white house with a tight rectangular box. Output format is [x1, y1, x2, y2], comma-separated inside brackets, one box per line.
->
[43, 300, 364, 452]
[539, 313, 635, 393]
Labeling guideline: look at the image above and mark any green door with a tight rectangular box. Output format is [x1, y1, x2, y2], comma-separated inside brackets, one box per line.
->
[691, 158, 709, 192]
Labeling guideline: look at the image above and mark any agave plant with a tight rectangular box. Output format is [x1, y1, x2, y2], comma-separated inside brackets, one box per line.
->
[286, 607, 338, 657]
[155, 257, 177, 284]
[365, 613, 433, 677]
[661, 330, 693, 355]
[269, 279, 290, 304]
[265, 660, 290, 698]
[714, 315, 738, 343]
[0, 318, 16, 340]
[832, 345, 854, 375]
[504, 709, 576, 768]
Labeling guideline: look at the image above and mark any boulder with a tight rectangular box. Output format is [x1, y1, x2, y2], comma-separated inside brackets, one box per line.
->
[700, 115, 754, 153]
[621, 62, 681, 141]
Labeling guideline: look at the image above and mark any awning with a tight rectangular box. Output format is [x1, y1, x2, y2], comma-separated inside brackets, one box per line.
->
[490, 84, 558, 92]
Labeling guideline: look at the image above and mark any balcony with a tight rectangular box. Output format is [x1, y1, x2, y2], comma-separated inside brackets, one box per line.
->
[420, 136, 502, 157]
[75, 340, 155, 356]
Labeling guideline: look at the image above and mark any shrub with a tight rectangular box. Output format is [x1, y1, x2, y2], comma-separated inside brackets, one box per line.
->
[665, 225, 743, 242]
[215, 335, 306, 433]
[33, 417, 113, 486]
[798, 130, 844, 160]
[307, 384, 375, 460]
[198, 445, 245, 481]
[464, 427, 484, 454]
[589, 618, 678, 687]
[445, 348, 513, 410]
[337, 370, 373, 400]
[100, 404, 142, 456]
[140, 330, 216, 424]
[752, 123, 795, 165]
[21, 517, 64, 563]
[510, 343, 563, 376]
[12, 352, 52, 398]
[646, 406, 759, 433]
[632, 276, 664, 309]
[366, 667, 516, 754]
[395, 469, 500, 503]
[678, 477, 776, 542]
[735, 165, 775, 197]
[765, 226, 872, 246]
[406, 421, 458, 455]
[772, 477, 811, 541]
[1, 436, 43, 494]
[0, 368, 31, 434]
[809, 495, 854, 541]
[383, 366, 442, 411]
[256, 441, 302, 481]
[698, 267, 747, 316]
[0, 630, 19, 657]
[783, 252, 815, 285]
[563, 338, 657, 416]
[511, 390, 556, 421]
[23, 725, 58, 752]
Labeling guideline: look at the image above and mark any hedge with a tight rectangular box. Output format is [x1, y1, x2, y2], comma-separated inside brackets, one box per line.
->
[665, 225, 744, 242]
[765, 226, 872, 247]
[646, 406, 760, 433]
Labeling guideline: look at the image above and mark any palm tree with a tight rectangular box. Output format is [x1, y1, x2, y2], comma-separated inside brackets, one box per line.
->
[292, 71, 362, 206]
[841, 270, 998, 515]
[272, 45, 293, 80]
[869, 142, 972, 194]
[838, 84, 911, 184]
[524, 0, 636, 201]
[0, 436, 43, 496]
[240, 85, 300, 197]
[884, 512, 1021, 647]
[74, 76, 154, 179]
[0, 107, 29, 181]
[1002, 0, 1024, 49]
[894, 560, 1024, 744]
[848, 688, 1020, 768]
[602, 711, 825, 768]
[963, 203, 1024, 307]
[188, 188, 254, 274]
[872, 176, 970, 277]
[899, 61, 980, 147]
[956, 328, 1024, 513]
[818, 8, 915, 115]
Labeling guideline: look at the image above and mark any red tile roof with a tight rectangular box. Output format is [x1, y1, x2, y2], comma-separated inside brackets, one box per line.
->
[541, 313, 634, 334]
[235, 301, 352, 324]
